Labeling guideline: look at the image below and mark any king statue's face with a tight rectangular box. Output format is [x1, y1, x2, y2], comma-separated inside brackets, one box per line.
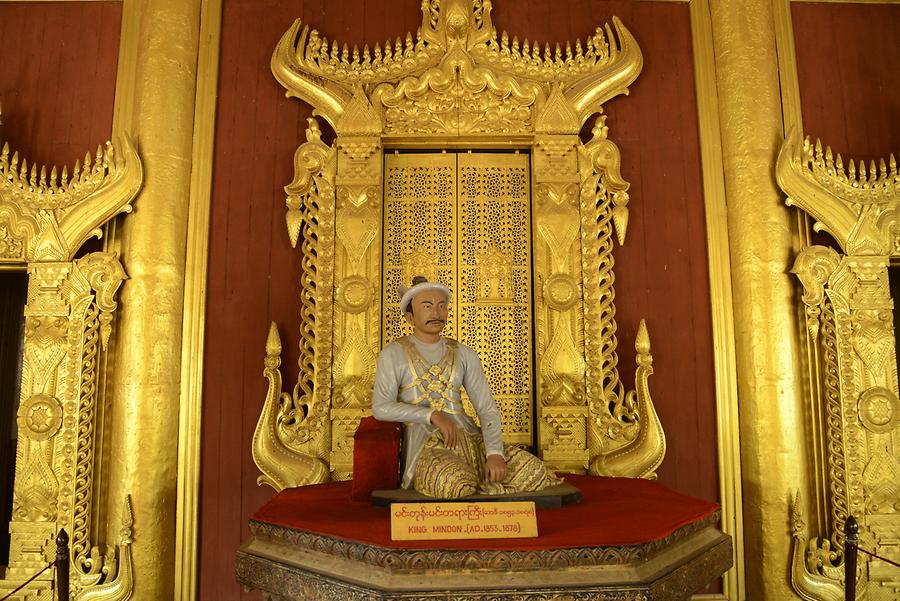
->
[404, 289, 448, 339]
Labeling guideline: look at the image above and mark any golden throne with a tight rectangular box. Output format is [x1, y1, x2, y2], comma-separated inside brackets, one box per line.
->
[251, 0, 666, 492]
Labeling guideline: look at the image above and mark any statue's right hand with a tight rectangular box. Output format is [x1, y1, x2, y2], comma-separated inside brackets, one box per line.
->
[430, 411, 459, 450]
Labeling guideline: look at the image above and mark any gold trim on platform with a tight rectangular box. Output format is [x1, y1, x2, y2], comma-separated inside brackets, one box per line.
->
[175, 0, 222, 599]
[237, 516, 732, 600]
[689, 1, 745, 599]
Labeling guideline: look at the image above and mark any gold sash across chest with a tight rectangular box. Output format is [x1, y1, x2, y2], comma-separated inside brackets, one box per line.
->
[398, 338, 464, 415]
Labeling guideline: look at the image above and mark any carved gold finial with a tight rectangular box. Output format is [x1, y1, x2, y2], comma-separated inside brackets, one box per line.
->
[284, 118, 335, 249]
[74, 495, 134, 601]
[0, 124, 142, 263]
[253, 323, 329, 491]
[777, 127, 900, 255]
[589, 319, 664, 479]
[789, 491, 844, 601]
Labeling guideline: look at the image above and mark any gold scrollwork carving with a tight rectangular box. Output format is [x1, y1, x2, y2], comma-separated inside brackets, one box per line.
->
[253, 117, 337, 489]
[579, 121, 664, 478]
[0, 105, 142, 599]
[792, 245, 841, 340]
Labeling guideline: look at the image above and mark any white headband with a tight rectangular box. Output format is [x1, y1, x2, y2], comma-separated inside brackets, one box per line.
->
[398, 281, 452, 313]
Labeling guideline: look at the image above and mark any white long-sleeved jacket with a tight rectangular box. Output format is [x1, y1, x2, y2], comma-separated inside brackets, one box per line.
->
[371, 336, 505, 488]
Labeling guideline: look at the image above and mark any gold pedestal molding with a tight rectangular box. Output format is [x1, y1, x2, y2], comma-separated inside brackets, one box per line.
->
[253, 0, 666, 488]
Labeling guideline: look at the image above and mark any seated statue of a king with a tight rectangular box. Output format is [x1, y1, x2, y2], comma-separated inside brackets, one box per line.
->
[372, 275, 561, 498]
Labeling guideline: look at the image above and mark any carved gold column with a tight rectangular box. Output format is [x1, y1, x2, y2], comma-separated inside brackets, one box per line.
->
[533, 128, 586, 470]
[105, 0, 202, 597]
[331, 119, 383, 478]
[708, 0, 810, 597]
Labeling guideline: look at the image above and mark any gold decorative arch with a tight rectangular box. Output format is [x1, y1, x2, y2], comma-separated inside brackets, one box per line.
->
[778, 129, 900, 600]
[0, 106, 142, 601]
[254, 0, 665, 486]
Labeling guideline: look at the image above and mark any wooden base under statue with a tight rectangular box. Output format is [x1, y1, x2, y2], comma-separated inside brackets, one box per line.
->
[236, 475, 733, 600]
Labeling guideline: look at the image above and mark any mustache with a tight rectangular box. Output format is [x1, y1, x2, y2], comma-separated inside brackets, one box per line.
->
[427, 319, 446, 324]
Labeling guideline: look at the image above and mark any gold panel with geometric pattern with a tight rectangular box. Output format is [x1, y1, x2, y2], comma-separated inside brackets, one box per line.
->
[382, 152, 533, 444]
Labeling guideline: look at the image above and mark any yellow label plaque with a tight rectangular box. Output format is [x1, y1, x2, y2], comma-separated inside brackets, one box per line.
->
[390, 501, 538, 540]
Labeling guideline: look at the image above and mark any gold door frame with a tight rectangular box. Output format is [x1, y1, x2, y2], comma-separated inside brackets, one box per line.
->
[778, 131, 900, 599]
[0, 106, 142, 598]
[253, 0, 666, 484]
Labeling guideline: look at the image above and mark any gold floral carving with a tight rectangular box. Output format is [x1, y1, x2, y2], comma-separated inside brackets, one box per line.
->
[18, 394, 63, 441]
[260, 1, 663, 485]
[0, 105, 141, 599]
[779, 132, 900, 599]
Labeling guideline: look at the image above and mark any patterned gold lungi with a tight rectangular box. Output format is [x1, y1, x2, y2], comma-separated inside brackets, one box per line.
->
[413, 429, 561, 498]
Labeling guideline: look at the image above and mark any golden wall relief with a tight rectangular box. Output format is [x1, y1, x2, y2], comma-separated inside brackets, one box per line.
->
[256, 0, 665, 490]
[778, 130, 900, 600]
[0, 108, 141, 599]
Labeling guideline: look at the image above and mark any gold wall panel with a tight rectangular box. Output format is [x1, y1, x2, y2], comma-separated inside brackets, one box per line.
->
[457, 152, 533, 445]
[382, 153, 457, 342]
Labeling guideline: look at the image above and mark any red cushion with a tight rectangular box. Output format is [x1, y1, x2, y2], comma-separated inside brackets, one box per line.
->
[350, 417, 402, 501]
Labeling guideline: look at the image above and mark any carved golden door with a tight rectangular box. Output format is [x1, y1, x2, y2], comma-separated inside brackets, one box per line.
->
[253, 0, 667, 488]
[382, 151, 534, 445]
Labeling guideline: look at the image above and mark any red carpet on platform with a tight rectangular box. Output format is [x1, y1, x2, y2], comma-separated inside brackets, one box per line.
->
[252, 475, 719, 551]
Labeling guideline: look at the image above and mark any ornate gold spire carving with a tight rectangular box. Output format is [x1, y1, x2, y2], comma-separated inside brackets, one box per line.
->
[254, 0, 664, 488]
[779, 130, 900, 599]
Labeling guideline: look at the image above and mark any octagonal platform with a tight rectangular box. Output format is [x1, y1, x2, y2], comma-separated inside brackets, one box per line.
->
[236, 475, 732, 600]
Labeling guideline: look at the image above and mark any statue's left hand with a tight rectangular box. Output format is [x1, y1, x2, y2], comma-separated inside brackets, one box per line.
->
[485, 454, 507, 483]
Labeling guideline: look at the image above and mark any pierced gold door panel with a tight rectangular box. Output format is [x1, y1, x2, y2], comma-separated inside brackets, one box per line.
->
[382, 151, 533, 445]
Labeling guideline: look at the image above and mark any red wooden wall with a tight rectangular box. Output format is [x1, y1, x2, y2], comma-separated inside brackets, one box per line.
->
[200, 2, 715, 598]
[0, 3, 121, 169]
[792, 3, 900, 162]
